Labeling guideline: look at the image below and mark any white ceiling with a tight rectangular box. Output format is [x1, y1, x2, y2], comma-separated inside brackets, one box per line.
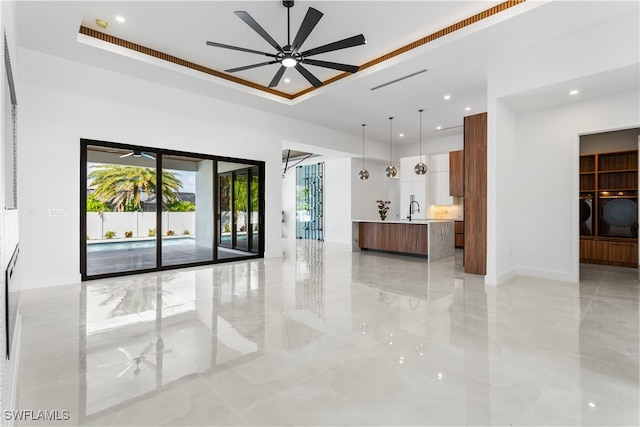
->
[14, 1, 640, 146]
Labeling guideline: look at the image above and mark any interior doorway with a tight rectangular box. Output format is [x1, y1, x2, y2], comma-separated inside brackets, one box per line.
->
[578, 128, 640, 269]
[296, 163, 324, 240]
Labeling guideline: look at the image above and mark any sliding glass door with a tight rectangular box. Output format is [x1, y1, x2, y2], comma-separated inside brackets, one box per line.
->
[84, 144, 158, 276]
[218, 163, 261, 258]
[161, 154, 215, 267]
[81, 140, 264, 280]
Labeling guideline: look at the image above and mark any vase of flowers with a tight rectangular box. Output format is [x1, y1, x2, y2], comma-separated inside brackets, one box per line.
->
[377, 200, 391, 220]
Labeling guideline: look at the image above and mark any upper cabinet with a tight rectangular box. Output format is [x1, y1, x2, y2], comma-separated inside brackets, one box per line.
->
[399, 155, 430, 220]
[449, 150, 464, 197]
[430, 153, 453, 206]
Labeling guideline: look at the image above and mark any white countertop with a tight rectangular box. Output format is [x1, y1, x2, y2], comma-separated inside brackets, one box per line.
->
[353, 219, 457, 224]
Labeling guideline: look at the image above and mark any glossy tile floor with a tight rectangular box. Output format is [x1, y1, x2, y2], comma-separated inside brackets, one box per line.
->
[16, 239, 640, 426]
[86, 244, 256, 276]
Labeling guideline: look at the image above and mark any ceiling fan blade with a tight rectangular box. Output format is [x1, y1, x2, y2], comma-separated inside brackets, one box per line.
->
[226, 61, 278, 73]
[141, 152, 155, 160]
[118, 347, 133, 359]
[295, 64, 322, 88]
[234, 11, 283, 53]
[268, 66, 287, 88]
[205, 41, 276, 58]
[119, 152, 133, 159]
[302, 58, 359, 73]
[140, 342, 155, 357]
[301, 34, 366, 57]
[117, 363, 134, 378]
[291, 7, 323, 53]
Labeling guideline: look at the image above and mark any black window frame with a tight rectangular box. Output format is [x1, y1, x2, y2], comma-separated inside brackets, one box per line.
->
[80, 138, 265, 281]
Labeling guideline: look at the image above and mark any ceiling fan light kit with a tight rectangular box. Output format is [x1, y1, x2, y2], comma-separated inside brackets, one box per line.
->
[206, 0, 366, 88]
[120, 150, 155, 161]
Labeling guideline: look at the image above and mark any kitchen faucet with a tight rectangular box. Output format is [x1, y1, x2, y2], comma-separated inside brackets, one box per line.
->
[408, 198, 420, 221]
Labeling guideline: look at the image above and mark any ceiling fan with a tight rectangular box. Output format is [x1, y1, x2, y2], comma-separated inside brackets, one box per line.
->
[120, 150, 155, 160]
[206, 1, 366, 88]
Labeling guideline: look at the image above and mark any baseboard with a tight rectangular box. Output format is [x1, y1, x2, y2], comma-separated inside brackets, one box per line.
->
[516, 266, 578, 283]
[485, 267, 517, 285]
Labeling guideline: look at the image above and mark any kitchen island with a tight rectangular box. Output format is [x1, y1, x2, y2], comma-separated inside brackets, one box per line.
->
[352, 220, 455, 262]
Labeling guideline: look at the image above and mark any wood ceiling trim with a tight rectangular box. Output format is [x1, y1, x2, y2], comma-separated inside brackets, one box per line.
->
[78, 26, 295, 100]
[79, 0, 525, 100]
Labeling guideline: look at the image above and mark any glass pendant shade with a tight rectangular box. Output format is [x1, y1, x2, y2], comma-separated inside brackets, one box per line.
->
[414, 162, 428, 175]
[414, 109, 428, 175]
[386, 116, 397, 178]
[358, 123, 369, 180]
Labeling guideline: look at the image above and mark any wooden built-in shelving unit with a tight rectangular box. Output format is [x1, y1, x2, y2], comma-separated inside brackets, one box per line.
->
[580, 150, 638, 268]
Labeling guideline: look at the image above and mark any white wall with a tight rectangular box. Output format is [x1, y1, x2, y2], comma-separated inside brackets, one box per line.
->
[1, 0, 20, 420]
[281, 163, 296, 240]
[514, 91, 639, 282]
[351, 158, 390, 221]
[487, 9, 639, 283]
[323, 157, 352, 244]
[16, 48, 375, 289]
[394, 133, 463, 160]
[486, 99, 518, 285]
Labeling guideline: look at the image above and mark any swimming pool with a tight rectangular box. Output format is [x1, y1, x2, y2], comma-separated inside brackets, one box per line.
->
[87, 237, 196, 252]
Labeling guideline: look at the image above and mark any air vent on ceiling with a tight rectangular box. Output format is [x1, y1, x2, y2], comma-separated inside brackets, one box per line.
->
[434, 125, 463, 132]
[370, 69, 428, 91]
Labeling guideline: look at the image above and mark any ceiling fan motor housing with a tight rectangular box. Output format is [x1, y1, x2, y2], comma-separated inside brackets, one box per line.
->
[206, 0, 365, 88]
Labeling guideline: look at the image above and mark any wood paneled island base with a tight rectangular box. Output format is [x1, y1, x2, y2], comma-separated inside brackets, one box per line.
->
[353, 220, 455, 262]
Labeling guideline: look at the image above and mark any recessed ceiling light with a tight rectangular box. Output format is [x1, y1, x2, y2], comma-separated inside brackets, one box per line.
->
[569, 89, 579, 95]
[399, 133, 404, 138]
[284, 78, 291, 84]
[465, 107, 471, 111]
[115, 16, 125, 23]
[444, 95, 451, 100]
[436, 126, 442, 130]
[95, 18, 108, 29]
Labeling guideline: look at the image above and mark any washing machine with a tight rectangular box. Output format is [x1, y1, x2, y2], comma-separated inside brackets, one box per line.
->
[599, 191, 638, 238]
[580, 193, 594, 236]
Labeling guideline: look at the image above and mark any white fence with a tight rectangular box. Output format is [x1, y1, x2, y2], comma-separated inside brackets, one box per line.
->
[87, 212, 196, 240]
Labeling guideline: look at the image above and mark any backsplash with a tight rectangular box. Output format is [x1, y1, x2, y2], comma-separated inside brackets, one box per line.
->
[427, 199, 464, 219]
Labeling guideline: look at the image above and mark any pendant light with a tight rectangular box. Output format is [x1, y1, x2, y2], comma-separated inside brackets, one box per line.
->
[384, 117, 398, 178]
[358, 124, 369, 180]
[414, 109, 428, 175]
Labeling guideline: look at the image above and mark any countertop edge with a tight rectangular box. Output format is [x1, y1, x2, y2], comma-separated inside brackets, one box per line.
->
[353, 219, 457, 224]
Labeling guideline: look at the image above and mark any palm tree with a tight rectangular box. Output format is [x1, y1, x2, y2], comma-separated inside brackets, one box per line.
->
[88, 164, 182, 212]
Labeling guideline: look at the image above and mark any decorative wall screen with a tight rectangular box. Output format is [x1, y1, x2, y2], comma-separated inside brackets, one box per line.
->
[296, 163, 324, 240]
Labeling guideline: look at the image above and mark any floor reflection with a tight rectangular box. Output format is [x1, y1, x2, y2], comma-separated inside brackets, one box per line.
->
[15, 240, 640, 426]
[78, 265, 265, 423]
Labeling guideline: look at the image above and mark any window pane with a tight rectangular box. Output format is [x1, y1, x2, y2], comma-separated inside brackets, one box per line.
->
[161, 155, 214, 267]
[85, 146, 157, 276]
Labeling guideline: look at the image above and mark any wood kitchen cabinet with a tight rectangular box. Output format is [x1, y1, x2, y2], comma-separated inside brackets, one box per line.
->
[449, 150, 464, 197]
[464, 113, 487, 275]
[454, 220, 464, 248]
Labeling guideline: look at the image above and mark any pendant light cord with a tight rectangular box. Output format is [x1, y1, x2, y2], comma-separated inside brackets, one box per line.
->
[418, 109, 424, 159]
[362, 124, 366, 169]
[389, 117, 393, 164]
